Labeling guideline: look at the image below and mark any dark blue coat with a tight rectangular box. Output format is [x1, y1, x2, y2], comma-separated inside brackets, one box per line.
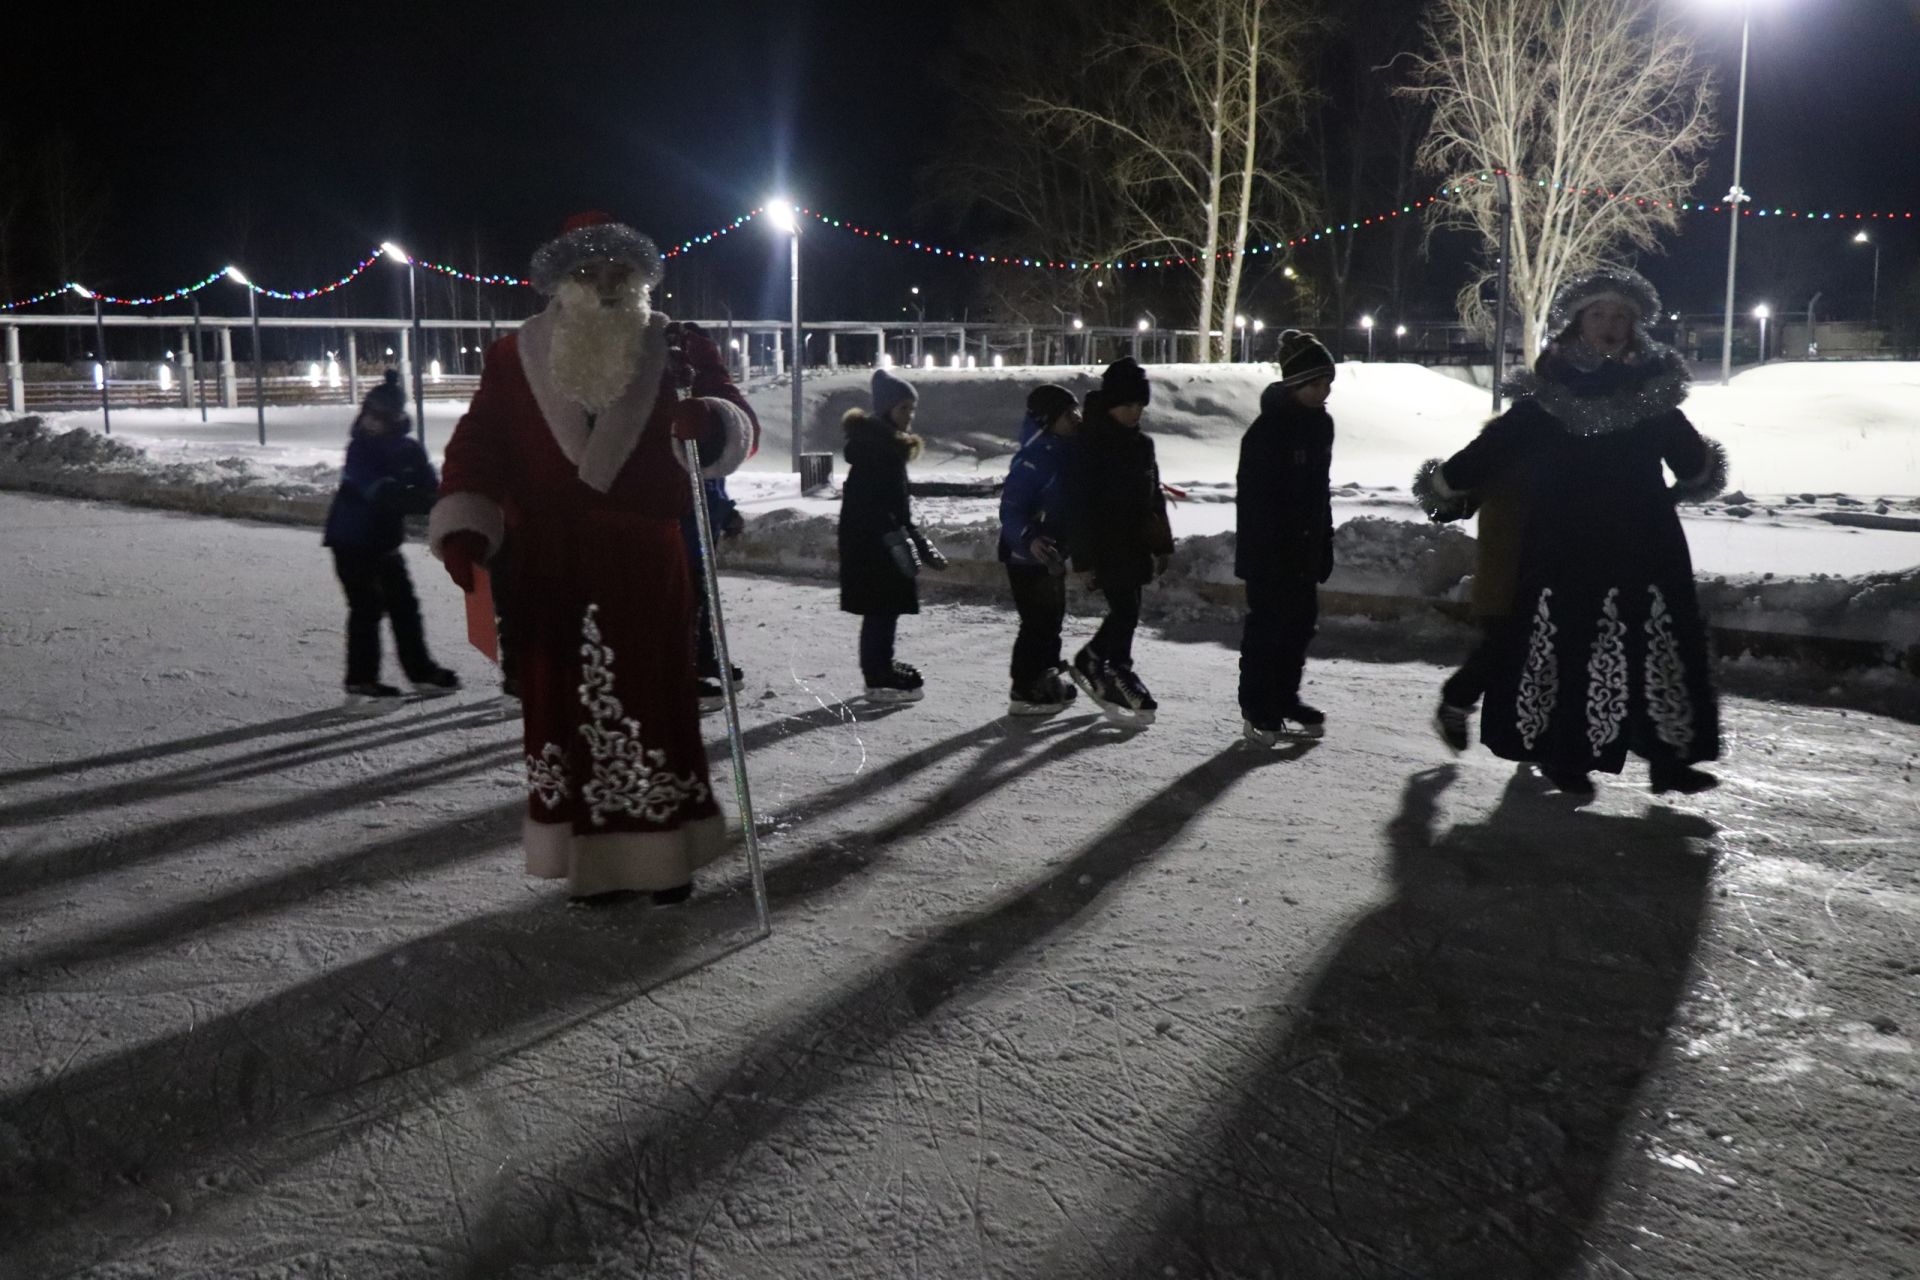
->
[1234, 384, 1335, 583]
[998, 423, 1082, 565]
[322, 426, 439, 552]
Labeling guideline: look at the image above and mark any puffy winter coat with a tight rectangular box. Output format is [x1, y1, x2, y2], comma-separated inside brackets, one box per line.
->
[998, 425, 1082, 565]
[1075, 391, 1173, 588]
[838, 412, 921, 616]
[1234, 384, 1335, 583]
[322, 420, 439, 552]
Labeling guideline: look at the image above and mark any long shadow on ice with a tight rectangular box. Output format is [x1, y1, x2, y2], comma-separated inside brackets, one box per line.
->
[447, 742, 1306, 1278]
[1071, 765, 1716, 1280]
[0, 712, 1069, 1271]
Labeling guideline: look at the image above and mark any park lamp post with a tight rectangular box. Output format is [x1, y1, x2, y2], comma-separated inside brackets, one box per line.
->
[1711, 0, 1756, 385]
[764, 199, 804, 472]
[380, 242, 427, 442]
[1853, 231, 1880, 325]
[1234, 315, 1248, 362]
[1252, 318, 1265, 361]
[223, 266, 267, 445]
[1360, 313, 1376, 361]
[1753, 303, 1770, 364]
[69, 283, 112, 436]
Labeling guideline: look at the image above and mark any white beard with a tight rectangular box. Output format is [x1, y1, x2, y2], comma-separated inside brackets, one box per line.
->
[546, 279, 650, 415]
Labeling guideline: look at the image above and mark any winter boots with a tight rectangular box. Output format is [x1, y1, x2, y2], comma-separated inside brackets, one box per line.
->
[865, 660, 925, 704]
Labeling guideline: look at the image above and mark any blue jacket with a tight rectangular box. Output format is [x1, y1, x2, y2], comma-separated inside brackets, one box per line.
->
[322, 426, 438, 552]
[998, 423, 1082, 565]
[681, 478, 739, 561]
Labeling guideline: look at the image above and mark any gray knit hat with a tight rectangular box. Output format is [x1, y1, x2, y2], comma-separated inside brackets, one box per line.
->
[1548, 267, 1661, 335]
[871, 367, 918, 419]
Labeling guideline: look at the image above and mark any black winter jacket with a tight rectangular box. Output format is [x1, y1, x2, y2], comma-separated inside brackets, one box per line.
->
[1075, 391, 1174, 588]
[838, 412, 921, 616]
[1234, 384, 1334, 583]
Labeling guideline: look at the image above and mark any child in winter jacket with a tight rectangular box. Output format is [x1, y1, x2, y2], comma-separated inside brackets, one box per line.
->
[1235, 330, 1335, 744]
[998, 383, 1084, 715]
[321, 370, 459, 704]
[839, 367, 944, 702]
[1072, 356, 1173, 724]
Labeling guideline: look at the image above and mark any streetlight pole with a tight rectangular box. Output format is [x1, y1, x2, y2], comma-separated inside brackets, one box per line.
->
[765, 200, 804, 473]
[73, 285, 110, 436]
[1719, 0, 1753, 386]
[1754, 303, 1770, 364]
[1854, 231, 1881, 325]
[1361, 314, 1376, 361]
[224, 267, 267, 445]
[381, 243, 427, 445]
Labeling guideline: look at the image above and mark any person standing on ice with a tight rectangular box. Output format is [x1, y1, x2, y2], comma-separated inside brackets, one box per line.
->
[429, 213, 753, 905]
[1235, 330, 1336, 745]
[838, 367, 944, 701]
[321, 369, 461, 706]
[1071, 356, 1174, 724]
[998, 383, 1085, 716]
[1413, 267, 1729, 797]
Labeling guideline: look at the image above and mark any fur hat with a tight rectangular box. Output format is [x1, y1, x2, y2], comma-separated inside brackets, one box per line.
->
[529, 211, 664, 297]
[1025, 383, 1077, 427]
[1100, 356, 1151, 407]
[1548, 267, 1661, 335]
[1275, 329, 1335, 389]
[361, 368, 408, 418]
[871, 367, 918, 419]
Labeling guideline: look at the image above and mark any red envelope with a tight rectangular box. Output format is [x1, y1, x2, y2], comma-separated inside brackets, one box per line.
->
[465, 565, 499, 663]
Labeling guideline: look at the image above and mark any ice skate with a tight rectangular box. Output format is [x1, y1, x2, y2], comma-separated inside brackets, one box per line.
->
[865, 660, 925, 704]
[1434, 701, 1471, 753]
[696, 677, 727, 715]
[410, 666, 461, 699]
[342, 681, 407, 714]
[1650, 761, 1719, 795]
[1103, 664, 1158, 726]
[1008, 678, 1069, 717]
[1243, 706, 1322, 747]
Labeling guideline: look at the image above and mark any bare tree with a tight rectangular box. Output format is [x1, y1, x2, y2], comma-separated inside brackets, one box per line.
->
[933, 0, 1318, 362]
[1402, 0, 1715, 356]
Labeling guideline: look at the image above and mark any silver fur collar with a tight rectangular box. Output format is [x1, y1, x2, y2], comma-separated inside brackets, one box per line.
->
[1506, 340, 1691, 436]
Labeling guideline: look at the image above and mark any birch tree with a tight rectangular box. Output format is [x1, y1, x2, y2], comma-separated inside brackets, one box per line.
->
[1402, 0, 1715, 356]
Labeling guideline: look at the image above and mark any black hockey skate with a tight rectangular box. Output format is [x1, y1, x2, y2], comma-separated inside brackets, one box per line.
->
[865, 660, 925, 704]
[1433, 701, 1471, 754]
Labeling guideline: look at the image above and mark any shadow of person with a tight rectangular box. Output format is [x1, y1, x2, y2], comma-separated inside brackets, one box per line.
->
[1086, 764, 1717, 1279]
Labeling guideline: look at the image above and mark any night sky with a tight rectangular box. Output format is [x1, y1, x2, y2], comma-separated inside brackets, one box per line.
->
[7, 0, 1919, 330]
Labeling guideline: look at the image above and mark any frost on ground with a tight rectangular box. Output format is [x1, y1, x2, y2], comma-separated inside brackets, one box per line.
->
[0, 492, 1915, 1279]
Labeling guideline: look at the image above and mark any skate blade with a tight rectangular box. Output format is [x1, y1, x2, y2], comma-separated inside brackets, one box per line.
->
[1007, 699, 1067, 717]
[1097, 701, 1154, 727]
[698, 696, 726, 715]
[340, 695, 404, 716]
[865, 686, 925, 704]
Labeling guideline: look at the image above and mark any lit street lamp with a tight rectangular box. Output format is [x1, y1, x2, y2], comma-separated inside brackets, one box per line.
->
[764, 199, 804, 473]
[71, 283, 111, 435]
[1753, 303, 1771, 364]
[1235, 315, 1248, 362]
[1394, 323, 1408, 360]
[224, 266, 268, 445]
[1854, 230, 1881, 324]
[380, 242, 426, 443]
[1360, 313, 1376, 361]
[1716, 0, 1756, 385]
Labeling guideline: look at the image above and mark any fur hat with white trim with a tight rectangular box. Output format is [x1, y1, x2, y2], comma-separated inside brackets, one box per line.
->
[1547, 266, 1661, 336]
[529, 211, 664, 297]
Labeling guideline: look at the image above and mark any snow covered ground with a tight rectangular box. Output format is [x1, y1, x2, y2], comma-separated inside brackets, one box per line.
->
[0, 492, 1915, 1279]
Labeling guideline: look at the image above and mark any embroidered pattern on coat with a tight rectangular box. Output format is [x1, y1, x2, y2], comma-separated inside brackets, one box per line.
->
[526, 743, 571, 810]
[1585, 588, 1629, 755]
[1516, 588, 1560, 751]
[575, 604, 709, 826]
[1644, 584, 1695, 754]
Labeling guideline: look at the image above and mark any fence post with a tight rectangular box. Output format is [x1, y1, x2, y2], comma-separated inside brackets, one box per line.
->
[218, 327, 238, 407]
[1025, 329, 1034, 366]
[345, 330, 360, 406]
[5, 325, 22, 415]
[178, 328, 195, 408]
[826, 332, 838, 369]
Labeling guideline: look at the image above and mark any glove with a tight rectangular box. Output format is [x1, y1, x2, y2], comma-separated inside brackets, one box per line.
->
[721, 508, 745, 540]
[1029, 536, 1062, 565]
[440, 531, 489, 594]
[1153, 553, 1172, 579]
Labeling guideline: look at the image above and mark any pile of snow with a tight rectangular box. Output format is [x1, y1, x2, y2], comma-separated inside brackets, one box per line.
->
[1684, 362, 1920, 495]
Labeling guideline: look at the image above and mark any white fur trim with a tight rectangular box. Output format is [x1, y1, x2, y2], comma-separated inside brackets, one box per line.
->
[517, 306, 672, 494]
[524, 813, 727, 894]
[699, 398, 752, 479]
[427, 490, 505, 559]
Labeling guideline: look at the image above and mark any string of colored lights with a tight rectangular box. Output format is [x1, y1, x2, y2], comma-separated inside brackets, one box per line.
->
[2, 187, 1911, 312]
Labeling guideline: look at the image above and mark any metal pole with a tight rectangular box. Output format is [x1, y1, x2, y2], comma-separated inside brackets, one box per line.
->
[1719, 2, 1752, 385]
[788, 229, 803, 473]
[1492, 172, 1514, 414]
[93, 297, 111, 436]
[248, 289, 267, 445]
[190, 296, 207, 421]
[1870, 244, 1880, 325]
[218, 326, 237, 407]
[681, 435, 771, 940]
[1758, 314, 1768, 364]
[345, 330, 360, 406]
[4, 325, 22, 415]
[408, 264, 427, 445]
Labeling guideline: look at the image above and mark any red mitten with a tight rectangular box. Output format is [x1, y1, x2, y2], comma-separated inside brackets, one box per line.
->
[440, 531, 489, 593]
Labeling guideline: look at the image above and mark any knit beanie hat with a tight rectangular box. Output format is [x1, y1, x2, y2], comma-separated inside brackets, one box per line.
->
[1275, 329, 1335, 389]
[1025, 383, 1077, 427]
[1100, 356, 1151, 407]
[362, 368, 408, 417]
[871, 367, 918, 419]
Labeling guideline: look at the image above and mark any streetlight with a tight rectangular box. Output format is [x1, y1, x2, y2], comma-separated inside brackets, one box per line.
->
[764, 198, 804, 473]
[1753, 303, 1771, 364]
[1360, 313, 1376, 361]
[224, 266, 267, 445]
[1854, 230, 1881, 324]
[70, 283, 111, 435]
[380, 242, 426, 443]
[1252, 319, 1265, 361]
[1235, 315, 1248, 362]
[1394, 323, 1407, 360]
[1716, 0, 1756, 385]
